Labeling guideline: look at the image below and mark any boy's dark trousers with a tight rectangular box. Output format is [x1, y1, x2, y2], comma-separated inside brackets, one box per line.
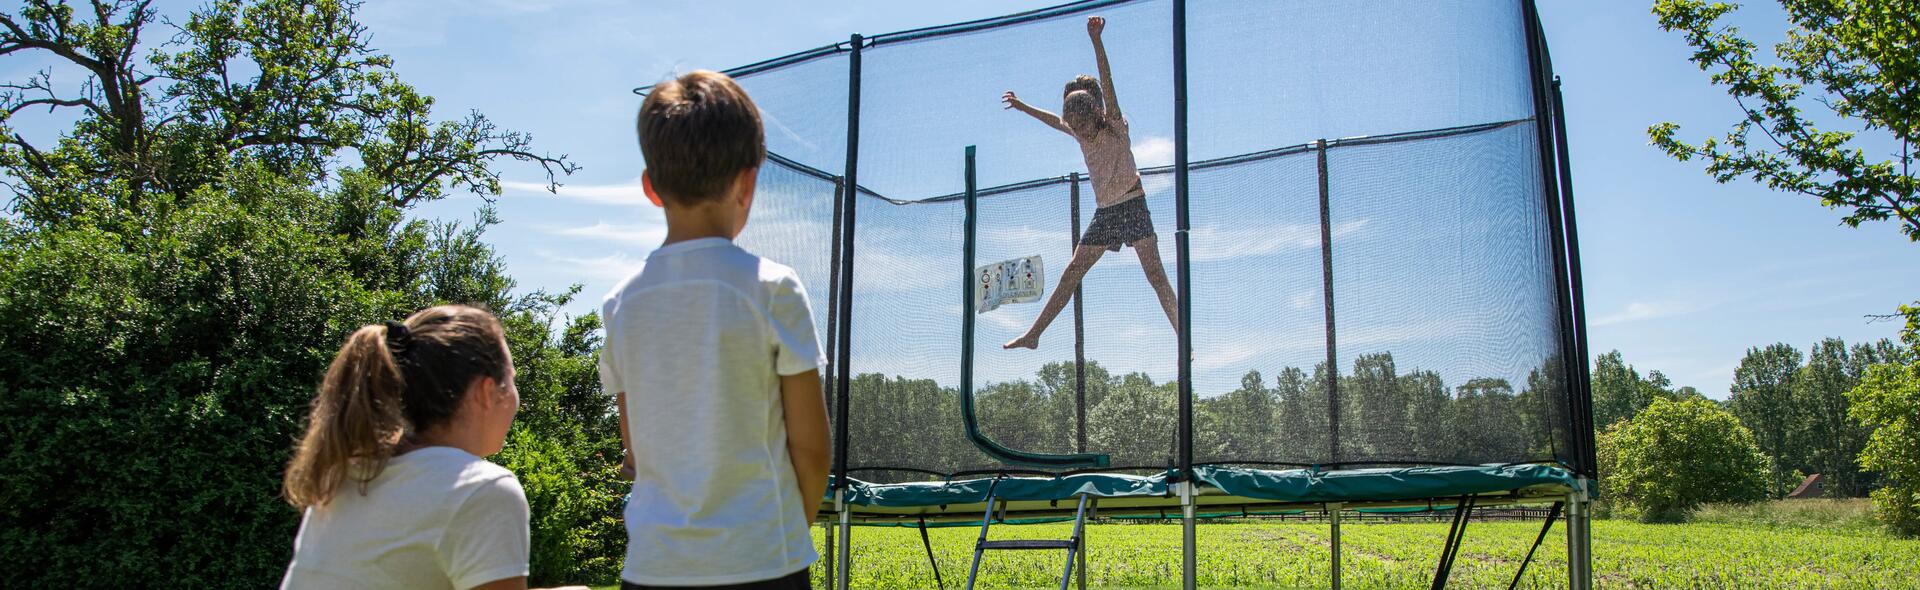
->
[622, 567, 810, 590]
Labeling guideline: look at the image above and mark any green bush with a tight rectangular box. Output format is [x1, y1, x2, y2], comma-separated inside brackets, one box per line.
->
[1849, 309, 1920, 537]
[0, 1, 610, 585]
[496, 428, 627, 586]
[1598, 397, 1771, 522]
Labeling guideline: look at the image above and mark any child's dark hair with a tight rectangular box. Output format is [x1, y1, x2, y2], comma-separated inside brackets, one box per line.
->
[1062, 74, 1101, 102]
[1062, 75, 1107, 132]
[637, 70, 767, 205]
[283, 305, 509, 508]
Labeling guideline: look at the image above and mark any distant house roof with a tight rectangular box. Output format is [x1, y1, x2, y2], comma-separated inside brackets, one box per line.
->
[1787, 473, 1825, 499]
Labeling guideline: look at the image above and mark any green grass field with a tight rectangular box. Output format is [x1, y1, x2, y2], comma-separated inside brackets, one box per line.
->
[592, 501, 1919, 589]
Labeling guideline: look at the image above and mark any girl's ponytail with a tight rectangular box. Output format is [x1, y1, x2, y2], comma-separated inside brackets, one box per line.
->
[283, 306, 507, 508]
[283, 323, 409, 508]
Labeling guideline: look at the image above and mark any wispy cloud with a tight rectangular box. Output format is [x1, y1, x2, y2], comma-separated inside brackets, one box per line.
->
[548, 220, 666, 247]
[539, 250, 646, 283]
[1592, 300, 1705, 327]
[502, 177, 649, 206]
[1133, 135, 1175, 168]
[1189, 219, 1368, 262]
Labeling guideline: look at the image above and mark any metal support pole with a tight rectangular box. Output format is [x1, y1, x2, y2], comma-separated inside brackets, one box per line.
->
[1077, 497, 1092, 590]
[837, 489, 852, 590]
[1329, 502, 1343, 590]
[1568, 480, 1593, 590]
[1179, 481, 1197, 590]
[823, 512, 836, 590]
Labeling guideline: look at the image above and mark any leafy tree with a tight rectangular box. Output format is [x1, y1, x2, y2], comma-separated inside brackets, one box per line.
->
[0, 0, 598, 586]
[1198, 370, 1278, 460]
[1848, 317, 1920, 537]
[1729, 342, 1805, 496]
[1598, 397, 1772, 522]
[1448, 378, 1529, 463]
[1087, 372, 1177, 468]
[1272, 365, 1329, 462]
[1792, 338, 1871, 496]
[1592, 350, 1674, 429]
[1342, 352, 1408, 460]
[1649, 0, 1919, 242]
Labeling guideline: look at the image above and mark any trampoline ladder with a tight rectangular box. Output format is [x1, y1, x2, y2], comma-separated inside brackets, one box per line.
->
[963, 488, 1092, 590]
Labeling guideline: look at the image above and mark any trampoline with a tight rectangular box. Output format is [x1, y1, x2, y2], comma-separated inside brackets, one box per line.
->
[635, 1, 1596, 588]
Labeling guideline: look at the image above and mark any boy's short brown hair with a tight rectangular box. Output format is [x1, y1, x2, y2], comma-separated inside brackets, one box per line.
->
[637, 70, 766, 204]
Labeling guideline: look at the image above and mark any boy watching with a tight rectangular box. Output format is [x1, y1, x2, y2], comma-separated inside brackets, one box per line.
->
[602, 70, 831, 590]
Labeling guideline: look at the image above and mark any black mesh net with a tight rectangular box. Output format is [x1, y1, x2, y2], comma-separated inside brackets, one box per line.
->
[696, 0, 1581, 483]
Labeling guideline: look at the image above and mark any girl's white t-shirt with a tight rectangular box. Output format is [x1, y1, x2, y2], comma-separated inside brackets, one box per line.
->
[281, 446, 530, 590]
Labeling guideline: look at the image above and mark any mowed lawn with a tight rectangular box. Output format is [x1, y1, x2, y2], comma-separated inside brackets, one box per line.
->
[592, 502, 1918, 589]
[783, 520, 1916, 589]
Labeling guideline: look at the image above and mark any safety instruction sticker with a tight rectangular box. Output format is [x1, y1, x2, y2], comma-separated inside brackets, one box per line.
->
[976, 255, 1045, 314]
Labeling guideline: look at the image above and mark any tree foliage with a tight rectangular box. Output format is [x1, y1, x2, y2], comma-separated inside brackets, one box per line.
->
[0, 1, 607, 586]
[1729, 342, 1805, 496]
[1598, 397, 1772, 522]
[1649, 0, 1919, 241]
[1848, 314, 1920, 537]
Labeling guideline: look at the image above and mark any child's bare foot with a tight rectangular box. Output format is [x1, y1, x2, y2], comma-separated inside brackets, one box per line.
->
[1004, 334, 1039, 349]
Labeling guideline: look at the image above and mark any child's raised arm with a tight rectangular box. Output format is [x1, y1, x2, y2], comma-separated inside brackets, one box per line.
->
[1088, 16, 1121, 120]
[1003, 91, 1074, 135]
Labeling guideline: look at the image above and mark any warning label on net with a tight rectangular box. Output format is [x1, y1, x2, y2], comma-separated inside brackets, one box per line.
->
[976, 255, 1045, 314]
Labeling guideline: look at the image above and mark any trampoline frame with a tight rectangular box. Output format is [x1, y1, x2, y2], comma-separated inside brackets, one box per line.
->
[637, 0, 1596, 587]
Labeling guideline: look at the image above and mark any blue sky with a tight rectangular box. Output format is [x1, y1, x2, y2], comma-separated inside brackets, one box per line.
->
[9, 0, 1918, 397]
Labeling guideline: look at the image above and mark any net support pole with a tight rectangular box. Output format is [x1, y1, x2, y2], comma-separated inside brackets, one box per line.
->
[1070, 172, 1088, 454]
[1316, 138, 1338, 463]
[1173, 1, 1196, 586]
[833, 32, 863, 590]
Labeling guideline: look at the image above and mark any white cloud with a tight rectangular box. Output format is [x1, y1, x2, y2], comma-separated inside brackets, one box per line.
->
[539, 250, 645, 283]
[1592, 300, 1702, 327]
[501, 177, 649, 206]
[1188, 219, 1368, 262]
[1132, 136, 1175, 168]
[548, 220, 666, 247]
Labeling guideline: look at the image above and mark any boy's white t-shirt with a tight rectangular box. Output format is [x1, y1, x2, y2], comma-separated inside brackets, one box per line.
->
[281, 446, 529, 590]
[599, 237, 825, 586]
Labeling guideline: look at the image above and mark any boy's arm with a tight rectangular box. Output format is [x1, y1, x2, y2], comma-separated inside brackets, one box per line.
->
[1088, 16, 1121, 120]
[1003, 91, 1074, 135]
[781, 370, 831, 518]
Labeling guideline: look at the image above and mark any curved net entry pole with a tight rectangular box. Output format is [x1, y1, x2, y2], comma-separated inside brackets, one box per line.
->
[832, 32, 863, 590]
[961, 146, 1110, 469]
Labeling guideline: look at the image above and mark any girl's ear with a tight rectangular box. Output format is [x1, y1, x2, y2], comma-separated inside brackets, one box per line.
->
[641, 171, 665, 208]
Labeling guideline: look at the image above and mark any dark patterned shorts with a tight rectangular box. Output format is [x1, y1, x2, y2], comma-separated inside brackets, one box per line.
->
[1079, 194, 1156, 252]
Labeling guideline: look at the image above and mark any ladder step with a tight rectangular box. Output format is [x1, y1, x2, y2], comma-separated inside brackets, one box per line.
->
[979, 539, 1076, 550]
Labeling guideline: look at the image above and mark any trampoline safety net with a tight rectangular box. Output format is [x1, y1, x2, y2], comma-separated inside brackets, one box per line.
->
[649, 0, 1594, 487]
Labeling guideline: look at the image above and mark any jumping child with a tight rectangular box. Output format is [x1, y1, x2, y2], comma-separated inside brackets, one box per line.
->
[1001, 15, 1178, 349]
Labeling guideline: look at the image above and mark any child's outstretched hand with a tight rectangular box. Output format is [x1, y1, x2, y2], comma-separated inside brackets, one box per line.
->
[1002, 90, 1024, 110]
[1087, 16, 1104, 38]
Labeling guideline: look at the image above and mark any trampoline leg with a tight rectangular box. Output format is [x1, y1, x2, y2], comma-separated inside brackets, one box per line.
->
[1567, 483, 1593, 590]
[1077, 498, 1092, 590]
[823, 519, 835, 590]
[836, 490, 852, 590]
[1179, 481, 1197, 590]
[1329, 503, 1343, 590]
